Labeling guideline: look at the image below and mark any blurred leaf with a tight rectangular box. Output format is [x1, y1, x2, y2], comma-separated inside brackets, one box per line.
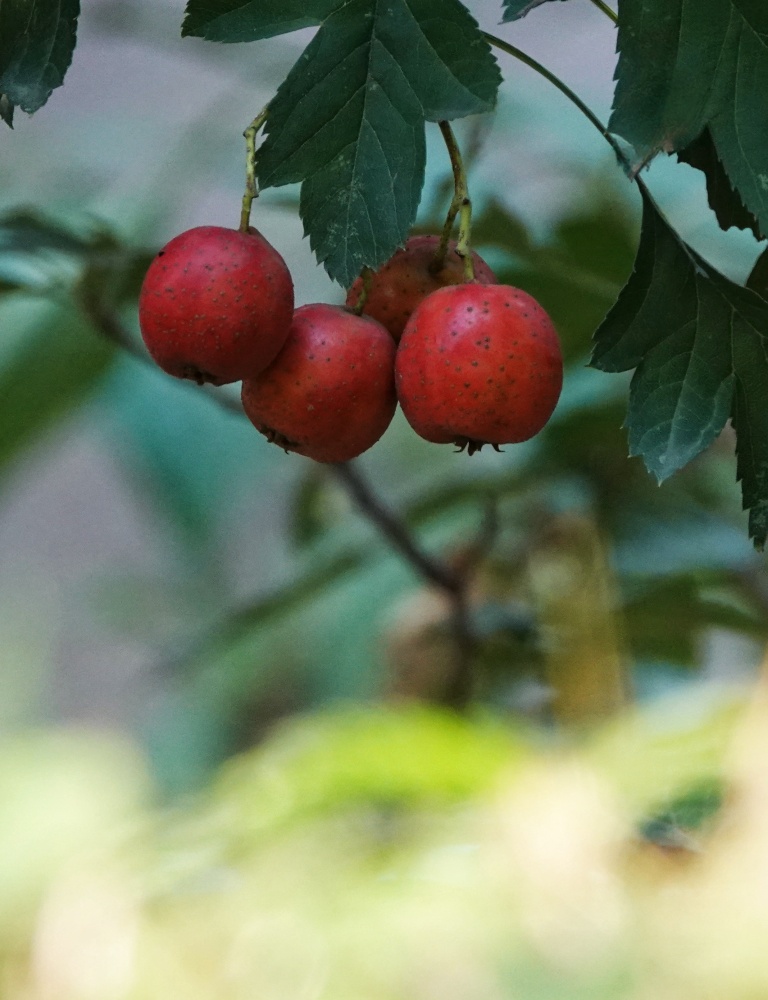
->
[0, 298, 114, 475]
[639, 777, 724, 846]
[588, 688, 746, 818]
[614, 510, 755, 576]
[0, 730, 148, 933]
[0, 0, 80, 119]
[255, 0, 500, 286]
[473, 193, 635, 361]
[289, 467, 339, 549]
[207, 706, 525, 845]
[624, 575, 767, 667]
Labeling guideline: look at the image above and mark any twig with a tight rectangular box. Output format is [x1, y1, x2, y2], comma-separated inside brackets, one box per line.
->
[329, 461, 484, 709]
[79, 296, 490, 708]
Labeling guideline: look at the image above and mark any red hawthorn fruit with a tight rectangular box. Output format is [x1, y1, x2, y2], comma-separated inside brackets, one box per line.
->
[138, 225, 294, 385]
[345, 235, 497, 343]
[395, 283, 563, 453]
[241, 303, 397, 463]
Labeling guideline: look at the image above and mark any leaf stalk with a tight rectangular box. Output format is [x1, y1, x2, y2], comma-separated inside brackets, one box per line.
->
[435, 120, 475, 281]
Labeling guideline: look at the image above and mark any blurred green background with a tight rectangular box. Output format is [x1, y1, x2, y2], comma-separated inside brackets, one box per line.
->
[1, 2, 768, 995]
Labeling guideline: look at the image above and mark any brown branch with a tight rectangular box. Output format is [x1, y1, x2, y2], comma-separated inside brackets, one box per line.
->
[82, 295, 490, 708]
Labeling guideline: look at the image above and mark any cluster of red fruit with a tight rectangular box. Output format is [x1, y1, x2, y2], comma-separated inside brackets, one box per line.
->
[138, 226, 563, 463]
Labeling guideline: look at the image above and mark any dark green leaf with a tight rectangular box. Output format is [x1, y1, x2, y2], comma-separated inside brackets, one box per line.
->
[610, 1, 768, 237]
[256, 0, 500, 286]
[747, 246, 768, 298]
[501, 0, 570, 21]
[0, 210, 100, 255]
[182, 0, 331, 41]
[591, 189, 768, 548]
[0, 299, 113, 474]
[0, 0, 80, 115]
[677, 128, 761, 239]
[0, 93, 13, 127]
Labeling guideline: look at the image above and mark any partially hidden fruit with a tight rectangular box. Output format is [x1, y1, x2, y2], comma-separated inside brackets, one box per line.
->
[345, 235, 497, 343]
[241, 303, 397, 463]
[395, 283, 562, 453]
[138, 225, 294, 385]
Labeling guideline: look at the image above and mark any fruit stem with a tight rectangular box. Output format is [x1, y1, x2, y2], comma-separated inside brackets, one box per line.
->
[435, 120, 475, 281]
[352, 266, 373, 315]
[239, 105, 269, 233]
[589, 0, 618, 23]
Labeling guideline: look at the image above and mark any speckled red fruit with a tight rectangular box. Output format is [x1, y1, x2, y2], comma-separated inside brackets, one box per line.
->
[138, 225, 294, 385]
[345, 235, 497, 342]
[395, 284, 562, 452]
[241, 304, 397, 463]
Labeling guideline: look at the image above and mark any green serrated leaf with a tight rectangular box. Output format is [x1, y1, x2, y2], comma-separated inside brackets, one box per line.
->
[609, 1, 768, 238]
[256, 0, 500, 286]
[0, 0, 80, 115]
[0, 93, 13, 126]
[677, 127, 761, 239]
[501, 0, 570, 21]
[707, 12, 768, 239]
[591, 189, 768, 548]
[181, 0, 331, 42]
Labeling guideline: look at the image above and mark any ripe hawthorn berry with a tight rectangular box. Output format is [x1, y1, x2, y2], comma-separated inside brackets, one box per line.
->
[241, 303, 397, 463]
[395, 283, 562, 453]
[138, 225, 294, 386]
[345, 235, 497, 343]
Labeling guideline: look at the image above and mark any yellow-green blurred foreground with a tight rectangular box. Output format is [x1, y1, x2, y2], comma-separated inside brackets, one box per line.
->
[1, 675, 765, 1000]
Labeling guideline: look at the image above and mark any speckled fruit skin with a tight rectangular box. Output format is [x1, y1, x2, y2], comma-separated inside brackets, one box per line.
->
[345, 235, 497, 343]
[241, 303, 397, 463]
[138, 225, 294, 386]
[395, 284, 563, 451]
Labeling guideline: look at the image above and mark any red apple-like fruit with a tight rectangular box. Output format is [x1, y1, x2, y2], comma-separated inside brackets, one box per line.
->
[345, 235, 497, 343]
[242, 303, 397, 463]
[138, 225, 294, 385]
[395, 283, 562, 453]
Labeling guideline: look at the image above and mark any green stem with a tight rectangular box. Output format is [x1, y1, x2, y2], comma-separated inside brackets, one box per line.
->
[435, 120, 475, 280]
[483, 32, 631, 175]
[588, 0, 618, 23]
[239, 106, 269, 233]
[352, 266, 373, 314]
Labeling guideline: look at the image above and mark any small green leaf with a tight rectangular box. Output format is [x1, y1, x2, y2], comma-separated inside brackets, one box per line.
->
[0, 298, 114, 475]
[256, 0, 500, 286]
[609, 1, 768, 237]
[501, 0, 570, 21]
[181, 0, 331, 42]
[0, 0, 80, 116]
[677, 127, 761, 239]
[591, 189, 768, 548]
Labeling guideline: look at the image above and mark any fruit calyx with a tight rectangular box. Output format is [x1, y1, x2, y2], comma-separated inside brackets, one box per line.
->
[453, 438, 504, 456]
[259, 425, 299, 453]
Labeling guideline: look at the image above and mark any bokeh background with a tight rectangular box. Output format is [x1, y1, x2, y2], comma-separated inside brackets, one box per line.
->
[2, 1, 768, 996]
